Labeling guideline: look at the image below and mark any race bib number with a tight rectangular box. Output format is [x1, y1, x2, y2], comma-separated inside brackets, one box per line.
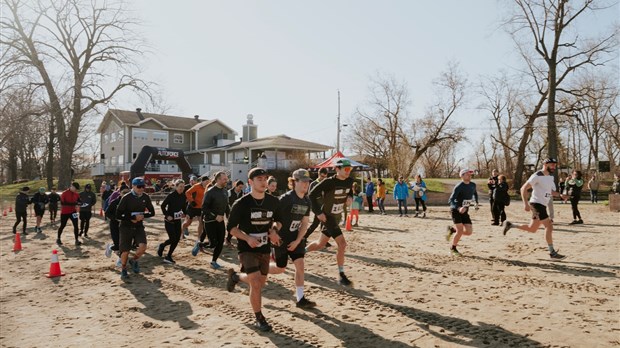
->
[253, 232, 268, 247]
[71, 213, 78, 219]
[173, 211, 184, 220]
[462, 200, 473, 207]
[289, 220, 301, 232]
[331, 203, 344, 214]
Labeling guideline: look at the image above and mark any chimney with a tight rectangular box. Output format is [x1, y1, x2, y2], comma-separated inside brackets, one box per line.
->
[136, 108, 144, 120]
[194, 115, 199, 121]
[242, 114, 258, 142]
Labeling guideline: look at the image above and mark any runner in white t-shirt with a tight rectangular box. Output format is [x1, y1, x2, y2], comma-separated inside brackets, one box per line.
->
[503, 158, 568, 260]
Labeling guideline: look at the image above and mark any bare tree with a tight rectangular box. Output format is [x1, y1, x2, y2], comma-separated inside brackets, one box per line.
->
[1, 0, 152, 188]
[505, 0, 618, 187]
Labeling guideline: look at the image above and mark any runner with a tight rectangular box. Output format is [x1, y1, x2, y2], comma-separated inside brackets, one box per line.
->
[503, 158, 568, 259]
[303, 167, 328, 240]
[201, 171, 229, 269]
[31, 187, 49, 233]
[225, 167, 282, 332]
[48, 187, 60, 226]
[492, 175, 509, 226]
[104, 186, 130, 259]
[269, 169, 316, 308]
[57, 182, 82, 246]
[306, 158, 354, 286]
[565, 170, 584, 224]
[79, 184, 97, 238]
[158, 179, 187, 264]
[184, 175, 210, 256]
[115, 177, 155, 280]
[445, 169, 479, 256]
[12, 187, 31, 235]
[225, 180, 245, 246]
[266, 176, 278, 196]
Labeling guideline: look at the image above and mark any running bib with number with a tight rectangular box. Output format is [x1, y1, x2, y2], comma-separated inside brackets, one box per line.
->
[462, 200, 473, 207]
[254, 232, 269, 247]
[173, 211, 184, 220]
[331, 203, 344, 214]
[289, 220, 301, 232]
[71, 213, 78, 219]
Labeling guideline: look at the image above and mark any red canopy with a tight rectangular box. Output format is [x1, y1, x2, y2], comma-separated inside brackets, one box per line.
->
[308, 151, 371, 172]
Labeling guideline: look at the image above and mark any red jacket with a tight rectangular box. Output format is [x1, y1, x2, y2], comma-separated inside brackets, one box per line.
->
[60, 190, 81, 215]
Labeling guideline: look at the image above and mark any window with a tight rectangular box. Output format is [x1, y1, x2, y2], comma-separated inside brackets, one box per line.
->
[173, 133, 184, 144]
[133, 130, 148, 141]
[117, 130, 124, 141]
[118, 155, 124, 165]
[212, 153, 220, 164]
[111, 156, 117, 166]
[103, 134, 109, 144]
[153, 131, 168, 143]
[110, 132, 116, 143]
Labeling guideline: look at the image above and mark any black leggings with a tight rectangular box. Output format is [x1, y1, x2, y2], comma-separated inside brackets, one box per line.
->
[570, 197, 581, 220]
[163, 220, 182, 257]
[13, 211, 27, 233]
[79, 211, 92, 234]
[304, 215, 321, 239]
[414, 198, 427, 212]
[205, 220, 225, 262]
[492, 202, 506, 224]
[49, 208, 58, 221]
[109, 219, 120, 250]
[58, 213, 79, 241]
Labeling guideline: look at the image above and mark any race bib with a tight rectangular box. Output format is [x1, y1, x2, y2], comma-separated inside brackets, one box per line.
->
[253, 232, 269, 247]
[289, 220, 301, 232]
[331, 203, 344, 214]
[71, 213, 78, 219]
[462, 200, 473, 207]
[173, 211, 184, 220]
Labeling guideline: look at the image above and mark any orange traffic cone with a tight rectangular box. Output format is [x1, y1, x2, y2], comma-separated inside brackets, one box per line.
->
[9, 206, 13, 212]
[345, 215, 353, 231]
[99, 207, 104, 217]
[46, 249, 66, 278]
[13, 232, 23, 252]
[2, 209, 6, 217]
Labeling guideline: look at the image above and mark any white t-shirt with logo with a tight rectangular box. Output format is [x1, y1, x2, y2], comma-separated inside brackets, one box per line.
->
[526, 171, 556, 206]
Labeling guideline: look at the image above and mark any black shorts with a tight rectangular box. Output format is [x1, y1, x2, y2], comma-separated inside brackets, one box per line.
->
[34, 207, 45, 217]
[321, 214, 343, 239]
[239, 252, 270, 275]
[529, 203, 549, 221]
[451, 209, 472, 225]
[274, 238, 306, 268]
[187, 207, 202, 219]
[119, 224, 147, 252]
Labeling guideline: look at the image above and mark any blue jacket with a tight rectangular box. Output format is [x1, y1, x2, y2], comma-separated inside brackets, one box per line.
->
[365, 182, 375, 197]
[410, 181, 427, 201]
[393, 182, 409, 200]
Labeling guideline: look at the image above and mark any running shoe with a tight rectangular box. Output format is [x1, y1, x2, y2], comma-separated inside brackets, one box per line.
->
[339, 274, 352, 286]
[157, 243, 165, 257]
[83, 233, 89, 238]
[255, 318, 272, 332]
[75, 240, 82, 246]
[414, 212, 419, 217]
[296, 296, 317, 309]
[210, 261, 222, 270]
[569, 220, 579, 225]
[226, 269, 238, 292]
[445, 226, 455, 241]
[503, 221, 512, 235]
[550, 250, 566, 260]
[422, 212, 426, 218]
[163, 255, 175, 264]
[183, 228, 189, 237]
[79, 231, 83, 237]
[129, 259, 140, 273]
[451, 247, 462, 257]
[191, 241, 200, 256]
[491, 222, 499, 226]
[576, 220, 584, 224]
[116, 257, 122, 268]
[56, 239, 63, 246]
[120, 269, 129, 280]
[325, 242, 332, 248]
[105, 243, 113, 258]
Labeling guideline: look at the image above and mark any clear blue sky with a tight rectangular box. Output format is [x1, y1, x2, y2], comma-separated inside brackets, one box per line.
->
[116, 0, 618, 155]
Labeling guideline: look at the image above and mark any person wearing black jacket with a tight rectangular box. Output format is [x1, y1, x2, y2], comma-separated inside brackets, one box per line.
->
[157, 180, 187, 264]
[79, 184, 97, 237]
[487, 169, 499, 221]
[202, 172, 230, 269]
[115, 177, 155, 280]
[491, 175, 509, 226]
[13, 187, 31, 235]
[104, 186, 130, 259]
[48, 187, 60, 225]
[31, 187, 49, 233]
[225, 180, 245, 245]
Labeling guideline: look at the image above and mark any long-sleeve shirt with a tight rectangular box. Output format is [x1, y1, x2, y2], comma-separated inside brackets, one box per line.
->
[393, 182, 409, 200]
[202, 185, 229, 222]
[377, 184, 386, 199]
[228, 188, 244, 207]
[48, 192, 60, 209]
[60, 190, 81, 215]
[309, 175, 353, 216]
[449, 181, 479, 210]
[161, 191, 187, 220]
[115, 191, 155, 227]
[79, 191, 97, 212]
[15, 192, 31, 213]
[185, 183, 206, 208]
[31, 192, 49, 210]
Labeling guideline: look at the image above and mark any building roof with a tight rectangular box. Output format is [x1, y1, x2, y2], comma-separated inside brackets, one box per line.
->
[97, 109, 236, 134]
[224, 134, 332, 152]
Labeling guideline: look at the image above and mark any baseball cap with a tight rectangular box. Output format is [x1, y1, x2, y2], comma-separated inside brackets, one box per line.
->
[22, 186, 30, 192]
[199, 174, 210, 182]
[85, 184, 92, 189]
[335, 158, 352, 168]
[543, 158, 557, 164]
[248, 167, 268, 180]
[132, 177, 146, 186]
[189, 175, 197, 181]
[459, 168, 473, 177]
[39, 187, 45, 193]
[293, 169, 312, 182]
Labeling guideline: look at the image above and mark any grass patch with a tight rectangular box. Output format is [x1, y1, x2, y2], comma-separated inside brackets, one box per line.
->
[0, 179, 95, 196]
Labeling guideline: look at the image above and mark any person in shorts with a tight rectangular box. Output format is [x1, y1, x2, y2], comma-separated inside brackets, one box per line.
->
[503, 158, 568, 259]
[445, 169, 479, 256]
[225, 167, 282, 332]
[115, 177, 155, 279]
[268, 169, 316, 308]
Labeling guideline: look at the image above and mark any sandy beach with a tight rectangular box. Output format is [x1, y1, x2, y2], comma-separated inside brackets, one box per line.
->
[1, 200, 618, 347]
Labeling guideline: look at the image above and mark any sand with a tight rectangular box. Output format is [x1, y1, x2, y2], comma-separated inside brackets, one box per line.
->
[1, 200, 619, 347]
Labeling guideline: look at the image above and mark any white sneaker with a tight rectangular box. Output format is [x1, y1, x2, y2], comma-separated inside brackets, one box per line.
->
[105, 243, 113, 258]
[115, 257, 122, 268]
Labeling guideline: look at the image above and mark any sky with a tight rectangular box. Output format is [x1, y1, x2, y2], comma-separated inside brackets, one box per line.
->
[113, 0, 619, 157]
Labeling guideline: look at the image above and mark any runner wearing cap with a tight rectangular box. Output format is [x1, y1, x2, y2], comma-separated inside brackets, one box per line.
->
[268, 169, 316, 308]
[306, 158, 354, 286]
[115, 177, 156, 279]
[445, 169, 479, 256]
[225, 167, 282, 332]
[503, 158, 568, 260]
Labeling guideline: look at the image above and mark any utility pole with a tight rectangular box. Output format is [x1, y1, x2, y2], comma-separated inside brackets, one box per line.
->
[336, 90, 341, 153]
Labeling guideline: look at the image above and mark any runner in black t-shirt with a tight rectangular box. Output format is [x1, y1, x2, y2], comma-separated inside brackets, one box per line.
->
[307, 158, 354, 286]
[268, 169, 316, 308]
[225, 167, 282, 332]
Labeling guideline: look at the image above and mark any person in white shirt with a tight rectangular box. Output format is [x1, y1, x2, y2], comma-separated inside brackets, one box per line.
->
[503, 158, 568, 259]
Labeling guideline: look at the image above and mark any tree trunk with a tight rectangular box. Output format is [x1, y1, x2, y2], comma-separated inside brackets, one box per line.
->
[46, 116, 55, 189]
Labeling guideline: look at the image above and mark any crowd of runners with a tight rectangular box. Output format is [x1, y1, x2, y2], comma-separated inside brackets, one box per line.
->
[10, 156, 595, 331]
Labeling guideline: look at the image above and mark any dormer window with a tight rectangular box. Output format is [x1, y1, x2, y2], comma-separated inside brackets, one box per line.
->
[173, 133, 184, 144]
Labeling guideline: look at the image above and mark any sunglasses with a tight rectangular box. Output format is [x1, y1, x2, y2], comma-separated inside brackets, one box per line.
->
[135, 185, 145, 189]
